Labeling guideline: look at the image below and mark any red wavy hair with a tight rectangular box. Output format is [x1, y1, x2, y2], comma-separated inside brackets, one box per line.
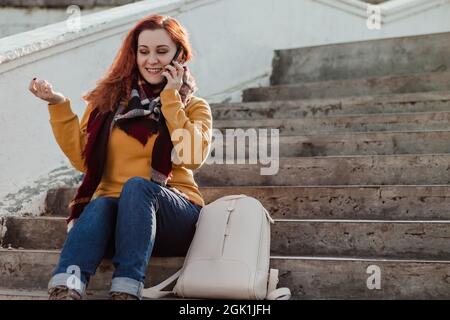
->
[82, 14, 194, 113]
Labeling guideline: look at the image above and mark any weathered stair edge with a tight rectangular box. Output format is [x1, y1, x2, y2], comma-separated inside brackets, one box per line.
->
[0, 288, 110, 300]
[195, 154, 450, 186]
[211, 91, 450, 119]
[3, 217, 450, 260]
[270, 32, 450, 85]
[243, 71, 450, 102]
[1, 249, 450, 299]
[214, 111, 450, 135]
[215, 130, 450, 157]
[44, 185, 450, 220]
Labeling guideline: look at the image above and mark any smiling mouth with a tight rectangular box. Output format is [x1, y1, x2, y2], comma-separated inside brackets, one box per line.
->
[145, 68, 163, 75]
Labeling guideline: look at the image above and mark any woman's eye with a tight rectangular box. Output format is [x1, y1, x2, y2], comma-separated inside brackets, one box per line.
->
[139, 51, 167, 54]
[139, 51, 166, 54]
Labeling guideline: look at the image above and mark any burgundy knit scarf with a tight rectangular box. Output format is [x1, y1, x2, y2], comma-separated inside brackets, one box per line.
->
[67, 68, 197, 225]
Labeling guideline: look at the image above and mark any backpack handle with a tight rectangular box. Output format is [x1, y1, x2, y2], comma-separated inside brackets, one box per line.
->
[217, 195, 275, 224]
[217, 194, 248, 201]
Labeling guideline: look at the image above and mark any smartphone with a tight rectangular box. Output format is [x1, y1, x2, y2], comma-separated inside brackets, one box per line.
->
[170, 45, 182, 66]
[162, 46, 183, 86]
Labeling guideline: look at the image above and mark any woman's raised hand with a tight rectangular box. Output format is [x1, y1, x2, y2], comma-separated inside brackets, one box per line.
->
[29, 78, 66, 105]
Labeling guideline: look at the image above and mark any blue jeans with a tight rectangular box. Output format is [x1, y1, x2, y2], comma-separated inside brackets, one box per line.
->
[48, 177, 202, 299]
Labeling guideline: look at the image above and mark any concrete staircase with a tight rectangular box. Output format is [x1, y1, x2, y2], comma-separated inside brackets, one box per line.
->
[2, 32, 450, 299]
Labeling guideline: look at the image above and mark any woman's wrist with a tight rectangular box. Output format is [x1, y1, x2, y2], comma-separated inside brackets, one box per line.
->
[48, 94, 66, 105]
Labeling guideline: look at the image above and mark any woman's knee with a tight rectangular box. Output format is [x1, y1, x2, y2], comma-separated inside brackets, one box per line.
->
[121, 176, 162, 198]
[118, 177, 161, 221]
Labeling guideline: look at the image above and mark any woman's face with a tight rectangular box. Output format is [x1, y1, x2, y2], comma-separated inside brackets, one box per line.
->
[136, 29, 179, 84]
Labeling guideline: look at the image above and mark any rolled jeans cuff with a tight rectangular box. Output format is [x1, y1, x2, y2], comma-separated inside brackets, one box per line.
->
[110, 277, 144, 299]
[48, 272, 86, 296]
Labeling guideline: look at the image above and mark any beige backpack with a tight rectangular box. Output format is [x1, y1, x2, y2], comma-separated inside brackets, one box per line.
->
[142, 194, 291, 300]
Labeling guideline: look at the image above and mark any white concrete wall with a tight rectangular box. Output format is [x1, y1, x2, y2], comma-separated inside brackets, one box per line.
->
[0, 0, 450, 216]
[0, 7, 110, 38]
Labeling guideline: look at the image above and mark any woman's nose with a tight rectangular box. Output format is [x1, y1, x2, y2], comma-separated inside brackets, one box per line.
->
[146, 53, 159, 64]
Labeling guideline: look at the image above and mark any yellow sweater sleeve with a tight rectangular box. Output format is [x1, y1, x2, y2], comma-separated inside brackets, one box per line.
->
[47, 99, 94, 173]
[160, 88, 213, 170]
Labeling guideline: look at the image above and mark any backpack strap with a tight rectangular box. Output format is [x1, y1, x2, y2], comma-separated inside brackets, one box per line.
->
[143, 268, 292, 300]
[266, 268, 292, 300]
[141, 269, 181, 299]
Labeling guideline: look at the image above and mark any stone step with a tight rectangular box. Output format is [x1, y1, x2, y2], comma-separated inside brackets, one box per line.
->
[44, 185, 450, 221]
[227, 130, 450, 157]
[278, 256, 450, 299]
[1, 249, 449, 299]
[189, 130, 450, 159]
[214, 111, 450, 135]
[288, 130, 450, 156]
[0, 249, 184, 292]
[242, 71, 450, 102]
[211, 91, 450, 120]
[195, 154, 450, 186]
[270, 32, 450, 85]
[41, 131, 450, 169]
[0, 288, 110, 300]
[3, 217, 450, 260]
[271, 220, 450, 260]
[0, 288, 179, 300]
[0, 288, 49, 300]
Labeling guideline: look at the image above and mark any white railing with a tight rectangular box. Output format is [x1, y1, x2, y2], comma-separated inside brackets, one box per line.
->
[1, 0, 450, 216]
[313, 0, 450, 23]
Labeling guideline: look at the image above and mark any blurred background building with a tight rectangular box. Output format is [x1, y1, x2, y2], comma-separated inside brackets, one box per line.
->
[0, 0, 142, 37]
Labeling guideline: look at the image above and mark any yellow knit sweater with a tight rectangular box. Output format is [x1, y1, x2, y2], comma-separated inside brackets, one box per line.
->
[47, 88, 212, 207]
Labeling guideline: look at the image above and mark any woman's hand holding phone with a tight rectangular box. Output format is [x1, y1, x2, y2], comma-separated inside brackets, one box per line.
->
[162, 46, 185, 92]
[162, 61, 185, 92]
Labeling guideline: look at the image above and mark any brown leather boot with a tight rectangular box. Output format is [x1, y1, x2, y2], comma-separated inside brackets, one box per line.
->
[109, 292, 139, 300]
[48, 285, 82, 300]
